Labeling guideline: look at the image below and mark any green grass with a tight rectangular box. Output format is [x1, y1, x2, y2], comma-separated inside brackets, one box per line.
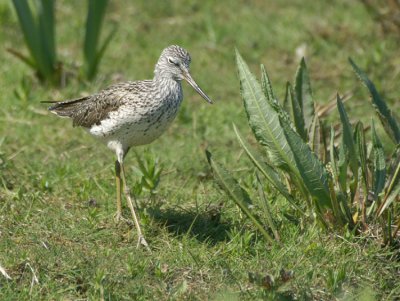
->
[1, 0, 400, 299]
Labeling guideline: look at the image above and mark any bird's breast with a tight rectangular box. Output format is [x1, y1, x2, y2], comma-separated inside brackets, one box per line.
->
[89, 85, 183, 147]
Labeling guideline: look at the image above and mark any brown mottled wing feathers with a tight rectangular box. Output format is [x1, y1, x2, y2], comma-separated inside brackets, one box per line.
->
[48, 82, 148, 128]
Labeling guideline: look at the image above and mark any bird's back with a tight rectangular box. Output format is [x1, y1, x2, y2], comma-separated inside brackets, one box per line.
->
[48, 81, 155, 128]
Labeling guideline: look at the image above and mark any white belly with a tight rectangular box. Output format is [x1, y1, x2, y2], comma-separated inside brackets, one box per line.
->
[88, 99, 181, 148]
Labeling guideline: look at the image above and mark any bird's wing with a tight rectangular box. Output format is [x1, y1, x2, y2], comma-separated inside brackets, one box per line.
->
[47, 81, 153, 128]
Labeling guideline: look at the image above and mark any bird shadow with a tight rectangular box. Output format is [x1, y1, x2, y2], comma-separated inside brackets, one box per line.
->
[146, 204, 231, 245]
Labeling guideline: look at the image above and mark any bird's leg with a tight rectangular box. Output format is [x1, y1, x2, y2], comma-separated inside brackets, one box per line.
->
[114, 160, 123, 222]
[119, 159, 150, 250]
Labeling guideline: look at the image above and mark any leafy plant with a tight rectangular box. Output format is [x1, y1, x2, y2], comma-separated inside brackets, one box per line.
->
[207, 51, 400, 245]
[9, 0, 115, 85]
[10, 0, 58, 84]
[132, 152, 163, 198]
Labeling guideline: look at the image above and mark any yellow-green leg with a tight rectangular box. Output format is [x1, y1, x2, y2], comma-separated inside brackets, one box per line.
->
[114, 160, 123, 222]
[119, 160, 150, 250]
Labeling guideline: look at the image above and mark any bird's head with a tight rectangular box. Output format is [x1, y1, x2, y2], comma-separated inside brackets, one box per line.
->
[155, 45, 213, 104]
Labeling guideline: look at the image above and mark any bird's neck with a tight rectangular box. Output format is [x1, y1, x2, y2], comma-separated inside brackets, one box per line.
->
[153, 75, 182, 100]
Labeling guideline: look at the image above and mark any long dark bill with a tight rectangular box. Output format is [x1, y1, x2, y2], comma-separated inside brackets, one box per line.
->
[183, 72, 213, 104]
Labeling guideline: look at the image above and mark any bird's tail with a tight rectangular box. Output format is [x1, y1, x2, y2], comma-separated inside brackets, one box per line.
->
[41, 97, 90, 118]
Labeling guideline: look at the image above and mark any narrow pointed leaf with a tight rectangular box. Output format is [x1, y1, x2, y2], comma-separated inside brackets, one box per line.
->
[280, 118, 331, 207]
[206, 150, 275, 243]
[6, 48, 36, 69]
[289, 82, 307, 141]
[84, 0, 109, 79]
[329, 125, 338, 180]
[92, 24, 117, 78]
[294, 57, 315, 133]
[377, 149, 399, 215]
[12, 1, 40, 68]
[378, 183, 400, 216]
[12, 0, 56, 81]
[283, 82, 293, 118]
[337, 95, 358, 185]
[235, 50, 297, 174]
[349, 58, 400, 143]
[260, 64, 276, 103]
[309, 114, 323, 160]
[256, 173, 280, 241]
[355, 122, 368, 192]
[372, 121, 386, 199]
[337, 142, 348, 193]
[38, 0, 56, 69]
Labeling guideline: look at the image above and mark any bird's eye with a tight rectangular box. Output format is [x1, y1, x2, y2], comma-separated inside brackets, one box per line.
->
[167, 57, 179, 66]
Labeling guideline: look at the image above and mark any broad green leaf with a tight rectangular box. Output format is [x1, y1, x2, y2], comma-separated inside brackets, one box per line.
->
[235, 50, 297, 175]
[294, 57, 315, 133]
[371, 121, 386, 199]
[233, 124, 302, 212]
[206, 150, 275, 243]
[349, 58, 400, 144]
[280, 118, 331, 207]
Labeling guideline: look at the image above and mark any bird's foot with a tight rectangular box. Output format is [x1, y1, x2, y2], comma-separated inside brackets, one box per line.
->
[137, 234, 151, 252]
[113, 211, 123, 222]
[114, 212, 133, 226]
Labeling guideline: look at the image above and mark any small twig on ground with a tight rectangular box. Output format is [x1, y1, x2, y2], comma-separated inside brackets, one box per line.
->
[0, 263, 12, 280]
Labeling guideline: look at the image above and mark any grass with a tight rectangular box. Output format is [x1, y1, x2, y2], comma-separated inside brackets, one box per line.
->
[1, 0, 400, 299]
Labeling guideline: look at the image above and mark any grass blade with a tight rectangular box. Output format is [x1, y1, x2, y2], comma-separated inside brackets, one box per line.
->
[294, 57, 315, 133]
[206, 150, 275, 244]
[235, 50, 297, 175]
[256, 173, 280, 241]
[280, 118, 331, 207]
[349, 58, 400, 144]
